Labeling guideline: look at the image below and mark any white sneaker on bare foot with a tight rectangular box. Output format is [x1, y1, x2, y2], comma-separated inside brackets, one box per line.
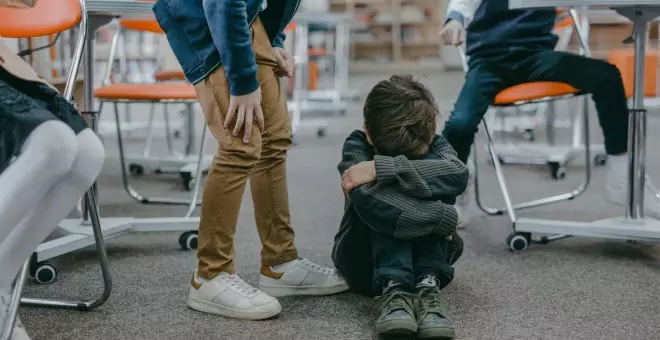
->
[187, 272, 281, 320]
[259, 258, 349, 297]
[606, 153, 660, 218]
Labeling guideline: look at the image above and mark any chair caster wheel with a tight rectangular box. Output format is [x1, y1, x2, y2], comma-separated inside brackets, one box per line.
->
[129, 164, 145, 177]
[179, 231, 199, 250]
[523, 129, 535, 142]
[30, 262, 58, 284]
[317, 128, 326, 138]
[548, 162, 566, 180]
[506, 232, 530, 252]
[594, 154, 607, 166]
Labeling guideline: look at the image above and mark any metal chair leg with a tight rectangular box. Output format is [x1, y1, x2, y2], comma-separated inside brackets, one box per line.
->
[113, 102, 202, 206]
[483, 120, 517, 225]
[21, 187, 113, 310]
[1, 262, 28, 340]
[474, 96, 594, 215]
[142, 102, 157, 158]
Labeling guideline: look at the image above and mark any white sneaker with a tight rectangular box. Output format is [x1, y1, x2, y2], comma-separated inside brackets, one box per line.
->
[187, 272, 281, 320]
[258, 258, 349, 297]
[606, 154, 660, 218]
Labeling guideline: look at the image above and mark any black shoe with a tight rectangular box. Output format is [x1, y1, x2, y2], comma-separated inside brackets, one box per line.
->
[374, 281, 418, 336]
[416, 275, 455, 339]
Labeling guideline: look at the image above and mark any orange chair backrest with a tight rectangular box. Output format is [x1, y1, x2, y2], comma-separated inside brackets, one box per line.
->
[0, 0, 82, 38]
[120, 19, 164, 34]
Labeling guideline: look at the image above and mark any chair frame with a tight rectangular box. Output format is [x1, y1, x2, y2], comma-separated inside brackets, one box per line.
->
[460, 8, 599, 250]
[97, 20, 206, 207]
[1, 1, 114, 340]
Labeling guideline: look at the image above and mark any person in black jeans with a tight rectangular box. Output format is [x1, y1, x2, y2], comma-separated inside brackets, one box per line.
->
[440, 0, 659, 227]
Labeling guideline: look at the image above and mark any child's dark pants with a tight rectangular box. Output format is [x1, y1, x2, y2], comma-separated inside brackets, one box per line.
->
[371, 230, 463, 293]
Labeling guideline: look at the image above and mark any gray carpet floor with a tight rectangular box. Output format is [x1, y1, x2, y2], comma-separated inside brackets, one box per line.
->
[18, 71, 660, 340]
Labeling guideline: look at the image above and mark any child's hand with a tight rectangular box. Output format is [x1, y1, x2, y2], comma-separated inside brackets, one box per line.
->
[342, 161, 376, 194]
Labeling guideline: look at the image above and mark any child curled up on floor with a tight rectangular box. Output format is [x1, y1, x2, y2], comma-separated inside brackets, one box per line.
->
[332, 75, 469, 339]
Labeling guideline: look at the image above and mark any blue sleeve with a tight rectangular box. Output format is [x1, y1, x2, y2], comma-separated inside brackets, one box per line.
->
[272, 32, 286, 48]
[202, 0, 259, 96]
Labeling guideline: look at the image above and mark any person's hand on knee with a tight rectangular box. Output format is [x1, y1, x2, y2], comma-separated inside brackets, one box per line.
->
[226, 88, 265, 144]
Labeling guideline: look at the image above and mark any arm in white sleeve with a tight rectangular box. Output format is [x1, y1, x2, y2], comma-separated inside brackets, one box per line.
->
[446, 0, 482, 27]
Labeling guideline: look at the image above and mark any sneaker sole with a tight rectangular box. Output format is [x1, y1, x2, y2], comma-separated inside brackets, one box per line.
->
[259, 282, 349, 297]
[418, 325, 456, 339]
[187, 295, 281, 320]
[375, 318, 418, 335]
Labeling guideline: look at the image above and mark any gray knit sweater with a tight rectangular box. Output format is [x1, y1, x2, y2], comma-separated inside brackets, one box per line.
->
[332, 130, 469, 295]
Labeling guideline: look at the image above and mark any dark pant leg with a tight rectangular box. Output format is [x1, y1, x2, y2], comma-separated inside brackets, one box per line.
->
[518, 50, 629, 155]
[442, 60, 513, 163]
[412, 234, 464, 290]
[371, 230, 415, 293]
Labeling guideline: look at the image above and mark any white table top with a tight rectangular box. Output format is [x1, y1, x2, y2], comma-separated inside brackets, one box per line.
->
[86, 0, 154, 16]
[509, 0, 660, 9]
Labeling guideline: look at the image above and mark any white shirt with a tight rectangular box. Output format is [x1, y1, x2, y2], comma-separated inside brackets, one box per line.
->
[261, 0, 267, 11]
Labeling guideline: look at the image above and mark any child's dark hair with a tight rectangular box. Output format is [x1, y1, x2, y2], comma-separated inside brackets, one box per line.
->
[363, 74, 438, 158]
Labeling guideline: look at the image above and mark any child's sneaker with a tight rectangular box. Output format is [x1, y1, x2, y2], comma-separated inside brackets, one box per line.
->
[416, 275, 455, 339]
[258, 258, 348, 297]
[374, 280, 418, 336]
[187, 271, 282, 320]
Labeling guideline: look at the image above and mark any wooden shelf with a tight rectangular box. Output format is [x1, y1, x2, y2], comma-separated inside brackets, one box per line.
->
[331, 0, 444, 63]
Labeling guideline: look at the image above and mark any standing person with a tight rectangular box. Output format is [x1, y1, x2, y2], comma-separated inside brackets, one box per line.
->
[439, 0, 658, 227]
[153, 0, 348, 320]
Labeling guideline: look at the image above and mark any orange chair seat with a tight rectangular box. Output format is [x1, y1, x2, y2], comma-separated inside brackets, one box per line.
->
[154, 70, 186, 82]
[120, 19, 163, 34]
[95, 83, 197, 101]
[494, 82, 580, 106]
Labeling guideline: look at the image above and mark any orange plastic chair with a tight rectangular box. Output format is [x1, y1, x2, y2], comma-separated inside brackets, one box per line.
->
[0, 0, 87, 101]
[95, 19, 202, 202]
[117, 18, 186, 82]
[494, 82, 581, 106]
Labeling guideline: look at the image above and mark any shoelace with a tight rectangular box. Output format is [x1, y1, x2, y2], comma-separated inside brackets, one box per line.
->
[225, 274, 259, 297]
[300, 259, 335, 275]
[420, 287, 447, 317]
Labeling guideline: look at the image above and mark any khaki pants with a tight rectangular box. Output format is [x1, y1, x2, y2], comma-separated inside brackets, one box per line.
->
[193, 18, 297, 279]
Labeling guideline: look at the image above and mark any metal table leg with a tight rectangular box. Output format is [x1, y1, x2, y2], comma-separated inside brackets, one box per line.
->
[514, 7, 660, 250]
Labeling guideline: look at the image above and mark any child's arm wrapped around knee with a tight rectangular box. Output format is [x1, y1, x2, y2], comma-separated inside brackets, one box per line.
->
[338, 130, 469, 200]
[373, 135, 469, 200]
[348, 184, 459, 240]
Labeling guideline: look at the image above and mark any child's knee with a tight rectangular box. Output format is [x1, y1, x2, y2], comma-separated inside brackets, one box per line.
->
[214, 133, 263, 170]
